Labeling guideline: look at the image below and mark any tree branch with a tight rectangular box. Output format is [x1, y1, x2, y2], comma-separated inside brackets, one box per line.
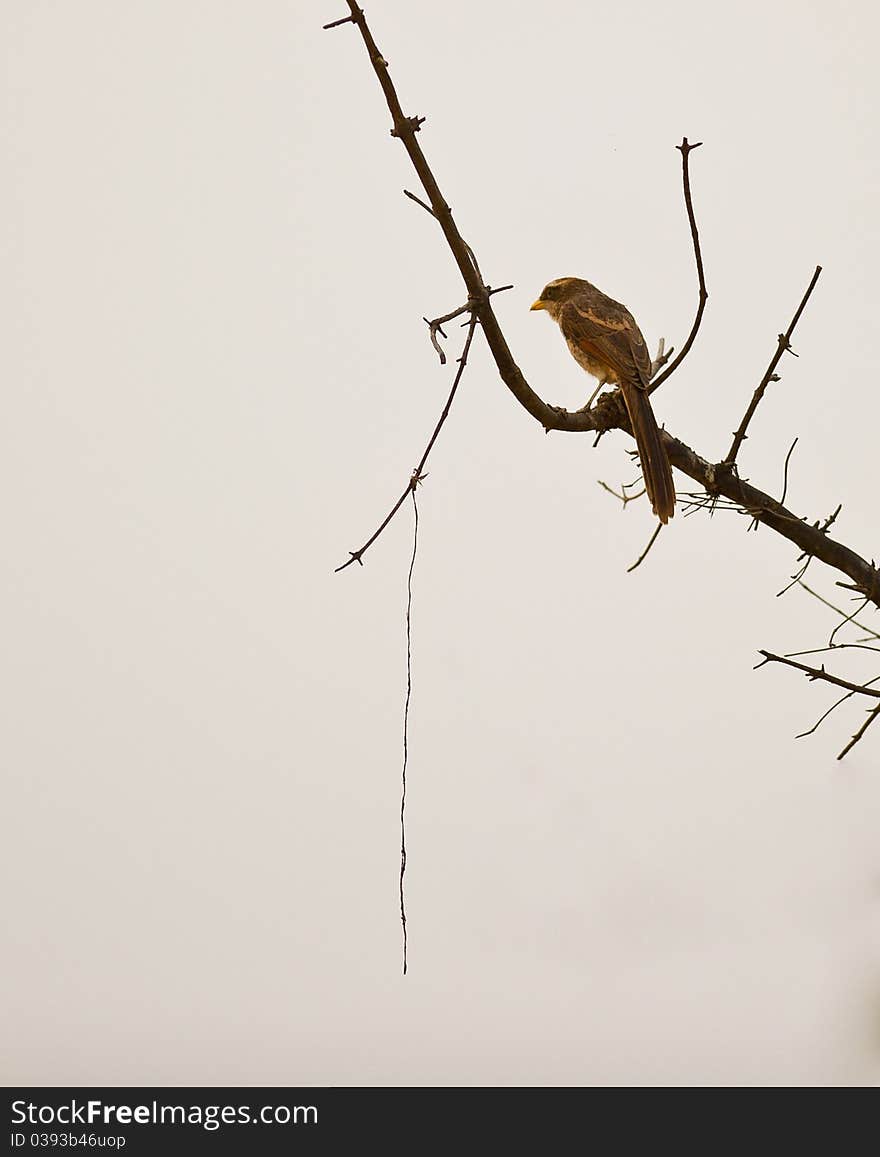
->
[637, 417, 877, 607]
[756, 651, 880, 698]
[335, 314, 479, 572]
[648, 137, 708, 395]
[838, 702, 880, 760]
[724, 265, 822, 465]
[627, 524, 663, 573]
[328, 4, 880, 614]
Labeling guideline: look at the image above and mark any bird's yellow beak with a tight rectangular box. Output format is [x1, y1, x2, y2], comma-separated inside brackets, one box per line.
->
[530, 298, 546, 311]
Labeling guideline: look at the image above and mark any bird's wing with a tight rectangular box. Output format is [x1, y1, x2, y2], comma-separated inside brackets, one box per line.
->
[560, 294, 652, 388]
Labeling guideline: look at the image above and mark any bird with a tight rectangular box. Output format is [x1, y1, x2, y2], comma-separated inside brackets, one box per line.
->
[531, 276, 675, 524]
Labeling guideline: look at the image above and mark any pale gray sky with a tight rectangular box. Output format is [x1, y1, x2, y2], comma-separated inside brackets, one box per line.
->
[3, 1, 879, 1086]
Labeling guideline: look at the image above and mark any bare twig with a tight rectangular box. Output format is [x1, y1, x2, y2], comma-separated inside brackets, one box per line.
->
[765, 653, 880, 754]
[776, 507, 842, 595]
[797, 581, 880, 639]
[403, 188, 436, 217]
[424, 301, 473, 364]
[335, 314, 479, 571]
[649, 337, 673, 379]
[776, 558, 812, 598]
[815, 505, 842, 537]
[660, 436, 880, 606]
[748, 436, 800, 533]
[838, 702, 880, 760]
[648, 138, 708, 395]
[779, 437, 798, 507]
[756, 651, 880, 698]
[597, 479, 646, 507]
[796, 689, 863, 740]
[596, 477, 663, 571]
[786, 643, 880, 659]
[724, 266, 822, 465]
[829, 594, 872, 648]
[627, 524, 663, 573]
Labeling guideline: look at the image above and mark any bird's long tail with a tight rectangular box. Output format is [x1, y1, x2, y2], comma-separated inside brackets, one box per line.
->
[619, 380, 676, 524]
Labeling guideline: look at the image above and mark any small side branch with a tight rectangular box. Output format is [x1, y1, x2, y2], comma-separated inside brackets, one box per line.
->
[661, 435, 880, 608]
[779, 437, 798, 506]
[425, 286, 512, 364]
[756, 650, 880, 698]
[399, 486, 419, 974]
[424, 302, 473, 364]
[627, 524, 663, 573]
[649, 138, 708, 395]
[335, 314, 479, 572]
[724, 265, 822, 465]
[323, 10, 360, 31]
[597, 478, 646, 508]
[403, 188, 436, 217]
[797, 581, 880, 640]
[838, 703, 880, 760]
[649, 337, 673, 380]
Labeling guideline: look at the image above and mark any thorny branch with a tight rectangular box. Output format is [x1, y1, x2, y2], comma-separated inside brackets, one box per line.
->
[327, 4, 880, 752]
[642, 429, 877, 608]
[325, 5, 700, 443]
[756, 651, 880, 699]
[597, 479, 646, 508]
[775, 504, 840, 595]
[724, 265, 823, 465]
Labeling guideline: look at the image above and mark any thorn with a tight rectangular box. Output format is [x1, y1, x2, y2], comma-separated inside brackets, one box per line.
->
[403, 189, 436, 217]
[391, 116, 425, 138]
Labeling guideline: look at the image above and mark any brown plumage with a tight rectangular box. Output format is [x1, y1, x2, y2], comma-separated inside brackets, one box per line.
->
[531, 276, 675, 524]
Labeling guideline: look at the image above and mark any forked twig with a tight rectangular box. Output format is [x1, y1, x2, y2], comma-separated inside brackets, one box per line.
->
[327, 5, 878, 606]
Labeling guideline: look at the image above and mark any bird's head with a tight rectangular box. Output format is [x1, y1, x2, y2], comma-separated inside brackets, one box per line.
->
[530, 277, 584, 318]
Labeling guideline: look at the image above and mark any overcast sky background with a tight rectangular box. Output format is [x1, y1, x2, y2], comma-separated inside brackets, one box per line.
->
[3, 1, 879, 1086]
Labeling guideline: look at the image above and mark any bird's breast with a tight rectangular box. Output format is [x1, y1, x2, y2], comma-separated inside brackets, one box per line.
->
[563, 331, 620, 385]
